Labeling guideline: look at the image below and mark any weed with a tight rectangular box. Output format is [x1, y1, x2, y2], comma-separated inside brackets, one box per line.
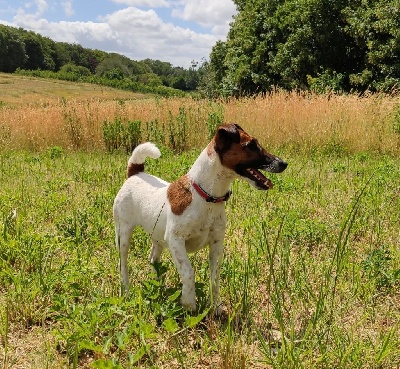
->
[102, 118, 141, 153]
[168, 107, 188, 153]
[362, 246, 400, 291]
[391, 104, 400, 135]
[206, 102, 224, 140]
[145, 119, 166, 147]
[0, 123, 11, 148]
[61, 97, 83, 149]
[46, 145, 64, 159]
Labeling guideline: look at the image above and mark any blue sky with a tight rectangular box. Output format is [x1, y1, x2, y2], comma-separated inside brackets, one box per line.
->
[0, 0, 237, 68]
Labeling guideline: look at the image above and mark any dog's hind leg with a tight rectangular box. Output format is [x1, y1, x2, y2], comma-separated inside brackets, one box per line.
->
[115, 221, 134, 291]
[149, 240, 163, 264]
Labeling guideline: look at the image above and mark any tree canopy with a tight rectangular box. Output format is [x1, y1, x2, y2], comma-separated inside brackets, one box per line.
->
[0, 24, 201, 92]
[203, 0, 400, 96]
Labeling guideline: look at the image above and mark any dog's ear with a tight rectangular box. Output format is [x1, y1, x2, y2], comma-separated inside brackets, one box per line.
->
[214, 123, 241, 154]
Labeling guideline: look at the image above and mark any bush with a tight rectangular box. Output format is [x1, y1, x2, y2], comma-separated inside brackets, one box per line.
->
[102, 118, 141, 153]
[307, 69, 346, 94]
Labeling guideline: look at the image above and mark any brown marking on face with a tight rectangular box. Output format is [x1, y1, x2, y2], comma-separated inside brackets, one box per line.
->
[127, 163, 144, 177]
[214, 123, 275, 171]
[167, 174, 193, 215]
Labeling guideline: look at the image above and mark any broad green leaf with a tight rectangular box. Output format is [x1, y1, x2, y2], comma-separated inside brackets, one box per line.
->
[184, 309, 209, 328]
[130, 345, 149, 364]
[162, 317, 179, 333]
[91, 359, 122, 369]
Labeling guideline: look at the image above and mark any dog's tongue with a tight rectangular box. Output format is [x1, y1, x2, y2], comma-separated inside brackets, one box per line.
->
[247, 168, 273, 189]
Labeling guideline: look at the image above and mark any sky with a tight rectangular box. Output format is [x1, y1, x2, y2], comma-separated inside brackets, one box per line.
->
[0, 0, 237, 68]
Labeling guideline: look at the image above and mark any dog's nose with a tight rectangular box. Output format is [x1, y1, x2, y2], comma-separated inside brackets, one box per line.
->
[278, 160, 288, 172]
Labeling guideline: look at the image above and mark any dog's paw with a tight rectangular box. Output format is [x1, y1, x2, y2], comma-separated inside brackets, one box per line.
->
[209, 302, 228, 320]
[181, 296, 196, 312]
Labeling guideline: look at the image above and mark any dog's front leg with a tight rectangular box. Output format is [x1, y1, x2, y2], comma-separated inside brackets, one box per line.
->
[209, 238, 224, 314]
[167, 236, 196, 312]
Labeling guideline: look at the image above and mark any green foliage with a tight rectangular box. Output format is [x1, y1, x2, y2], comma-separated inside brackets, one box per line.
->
[205, 0, 400, 95]
[343, 0, 400, 92]
[307, 69, 346, 94]
[102, 118, 142, 153]
[46, 146, 64, 159]
[206, 103, 224, 140]
[362, 246, 400, 291]
[391, 103, 400, 135]
[0, 25, 27, 72]
[0, 25, 201, 93]
[1, 149, 400, 367]
[95, 53, 136, 78]
[144, 119, 167, 147]
[167, 107, 188, 154]
[15, 68, 187, 97]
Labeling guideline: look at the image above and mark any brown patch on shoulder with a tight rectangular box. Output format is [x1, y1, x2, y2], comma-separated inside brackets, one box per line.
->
[167, 174, 192, 215]
[127, 163, 144, 177]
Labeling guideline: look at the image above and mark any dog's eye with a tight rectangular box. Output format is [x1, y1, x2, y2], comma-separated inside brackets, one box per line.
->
[245, 139, 258, 151]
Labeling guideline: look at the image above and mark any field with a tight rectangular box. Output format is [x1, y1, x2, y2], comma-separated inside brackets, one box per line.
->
[1, 74, 400, 368]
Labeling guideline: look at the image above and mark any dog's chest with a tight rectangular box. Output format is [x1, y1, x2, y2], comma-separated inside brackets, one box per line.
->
[176, 206, 226, 253]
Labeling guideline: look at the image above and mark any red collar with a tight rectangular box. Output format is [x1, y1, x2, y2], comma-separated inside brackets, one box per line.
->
[191, 180, 231, 203]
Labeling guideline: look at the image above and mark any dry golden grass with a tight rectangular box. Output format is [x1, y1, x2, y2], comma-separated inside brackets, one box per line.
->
[1, 75, 399, 154]
[0, 73, 145, 106]
[223, 93, 400, 153]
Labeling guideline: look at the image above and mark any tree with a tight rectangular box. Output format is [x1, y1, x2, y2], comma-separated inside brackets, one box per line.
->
[0, 25, 27, 72]
[96, 54, 134, 78]
[206, 0, 400, 95]
[0, 24, 200, 92]
[343, 0, 400, 91]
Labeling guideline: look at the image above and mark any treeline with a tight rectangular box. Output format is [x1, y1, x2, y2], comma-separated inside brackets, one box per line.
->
[203, 0, 400, 96]
[3, 0, 400, 99]
[0, 24, 199, 94]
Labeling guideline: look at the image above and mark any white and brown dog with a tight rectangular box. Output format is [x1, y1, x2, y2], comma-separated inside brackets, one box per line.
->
[113, 123, 287, 313]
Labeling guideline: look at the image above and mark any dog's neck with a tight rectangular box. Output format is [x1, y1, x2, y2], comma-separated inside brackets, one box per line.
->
[188, 145, 237, 199]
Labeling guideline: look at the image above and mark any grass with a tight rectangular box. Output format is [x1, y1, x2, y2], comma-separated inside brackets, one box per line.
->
[0, 73, 147, 106]
[1, 74, 400, 154]
[1, 147, 399, 368]
[0, 76, 400, 367]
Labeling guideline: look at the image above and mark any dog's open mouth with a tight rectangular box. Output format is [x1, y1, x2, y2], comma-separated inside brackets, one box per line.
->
[244, 168, 273, 190]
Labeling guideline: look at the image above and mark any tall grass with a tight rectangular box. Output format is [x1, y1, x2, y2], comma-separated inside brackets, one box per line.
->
[1, 90, 400, 367]
[1, 93, 400, 154]
[1, 149, 399, 368]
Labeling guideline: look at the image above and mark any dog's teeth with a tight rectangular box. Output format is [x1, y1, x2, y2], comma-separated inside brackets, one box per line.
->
[265, 179, 273, 189]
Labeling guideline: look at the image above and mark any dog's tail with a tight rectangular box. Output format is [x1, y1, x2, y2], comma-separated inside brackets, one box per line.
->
[127, 142, 161, 177]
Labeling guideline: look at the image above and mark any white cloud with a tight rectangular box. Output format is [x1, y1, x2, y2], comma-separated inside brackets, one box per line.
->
[62, 1, 74, 17]
[22, 0, 48, 16]
[111, 0, 169, 7]
[172, 0, 236, 37]
[104, 7, 215, 65]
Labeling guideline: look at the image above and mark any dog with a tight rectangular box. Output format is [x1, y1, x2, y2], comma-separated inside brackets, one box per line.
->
[113, 123, 287, 313]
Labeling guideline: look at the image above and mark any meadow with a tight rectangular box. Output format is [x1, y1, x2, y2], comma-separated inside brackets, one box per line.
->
[0, 75, 400, 368]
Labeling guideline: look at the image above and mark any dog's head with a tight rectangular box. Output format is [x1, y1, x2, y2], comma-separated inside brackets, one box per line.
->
[213, 123, 287, 190]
